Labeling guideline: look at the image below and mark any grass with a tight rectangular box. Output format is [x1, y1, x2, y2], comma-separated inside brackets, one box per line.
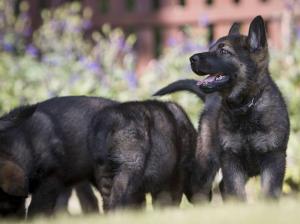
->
[3, 196, 300, 224]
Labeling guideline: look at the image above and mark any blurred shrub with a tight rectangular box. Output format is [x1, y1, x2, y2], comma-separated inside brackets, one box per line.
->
[270, 42, 300, 193]
[141, 28, 208, 124]
[0, 0, 30, 53]
[0, 1, 137, 112]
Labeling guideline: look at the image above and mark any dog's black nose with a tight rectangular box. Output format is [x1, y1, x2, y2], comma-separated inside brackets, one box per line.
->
[190, 55, 199, 64]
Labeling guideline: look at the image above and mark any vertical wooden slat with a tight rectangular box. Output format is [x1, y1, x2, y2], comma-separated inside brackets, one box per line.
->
[136, 0, 154, 75]
[186, 0, 205, 8]
[269, 19, 281, 49]
[110, 0, 125, 14]
[161, 0, 177, 7]
[214, 0, 233, 7]
[83, 0, 97, 10]
[136, 0, 151, 13]
[214, 23, 231, 39]
[241, 21, 250, 35]
[26, 0, 41, 30]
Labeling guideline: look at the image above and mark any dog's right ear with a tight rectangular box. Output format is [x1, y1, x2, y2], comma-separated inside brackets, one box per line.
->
[0, 160, 28, 196]
[228, 22, 240, 36]
[0, 104, 37, 131]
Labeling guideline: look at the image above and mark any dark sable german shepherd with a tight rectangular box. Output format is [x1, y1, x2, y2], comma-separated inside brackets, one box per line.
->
[88, 100, 197, 210]
[0, 96, 116, 217]
[154, 16, 290, 201]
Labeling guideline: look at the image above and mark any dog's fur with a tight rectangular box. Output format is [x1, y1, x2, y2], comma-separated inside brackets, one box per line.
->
[0, 96, 116, 217]
[88, 100, 197, 210]
[0, 181, 98, 218]
[154, 16, 290, 201]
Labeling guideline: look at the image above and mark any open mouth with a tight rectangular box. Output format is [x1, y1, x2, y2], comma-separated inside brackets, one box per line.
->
[195, 72, 230, 93]
[196, 72, 228, 86]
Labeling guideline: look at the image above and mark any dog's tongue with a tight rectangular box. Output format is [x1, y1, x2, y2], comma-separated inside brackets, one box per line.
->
[197, 74, 216, 86]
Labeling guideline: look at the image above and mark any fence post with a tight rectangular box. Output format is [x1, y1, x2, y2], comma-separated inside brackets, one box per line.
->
[110, 0, 125, 15]
[136, 0, 154, 75]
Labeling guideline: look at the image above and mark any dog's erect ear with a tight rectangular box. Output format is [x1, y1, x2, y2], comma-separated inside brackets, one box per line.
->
[0, 161, 28, 196]
[247, 15, 267, 51]
[228, 22, 240, 36]
[0, 104, 37, 132]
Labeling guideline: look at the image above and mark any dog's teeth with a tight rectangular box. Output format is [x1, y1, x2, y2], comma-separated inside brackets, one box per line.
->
[216, 75, 224, 81]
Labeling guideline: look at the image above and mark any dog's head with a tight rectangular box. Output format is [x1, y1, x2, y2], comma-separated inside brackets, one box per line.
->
[190, 16, 269, 102]
[0, 105, 37, 198]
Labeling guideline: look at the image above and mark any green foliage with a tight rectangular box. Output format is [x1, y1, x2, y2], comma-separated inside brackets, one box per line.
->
[141, 28, 208, 125]
[270, 42, 300, 191]
[0, 1, 137, 112]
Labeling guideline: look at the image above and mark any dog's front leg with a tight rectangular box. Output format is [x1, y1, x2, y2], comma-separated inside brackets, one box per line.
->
[260, 151, 286, 199]
[27, 176, 63, 218]
[221, 151, 247, 201]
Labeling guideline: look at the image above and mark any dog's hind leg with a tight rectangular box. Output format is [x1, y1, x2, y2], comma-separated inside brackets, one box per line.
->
[151, 172, 183, 208]
[260, 151, 286, 199]
[75, 182, 99, 214]
[221, 152, 247, 201]
[107, 152, 146, 210]
[54, 186, 72, 213]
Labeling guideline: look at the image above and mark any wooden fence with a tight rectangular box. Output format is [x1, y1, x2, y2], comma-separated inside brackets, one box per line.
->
[26, 0, 300, 72]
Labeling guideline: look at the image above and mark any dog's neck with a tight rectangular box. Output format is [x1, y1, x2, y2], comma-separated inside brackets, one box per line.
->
[224, 79, 267, 115]
[223, 66, 269, 114]
[224, 89, 263, 115]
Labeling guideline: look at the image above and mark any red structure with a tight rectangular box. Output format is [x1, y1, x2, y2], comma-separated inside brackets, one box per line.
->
[25, 0, 300, 71]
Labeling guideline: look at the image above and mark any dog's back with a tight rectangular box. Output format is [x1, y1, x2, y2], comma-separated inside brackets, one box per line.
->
[89, 100, 196, 209]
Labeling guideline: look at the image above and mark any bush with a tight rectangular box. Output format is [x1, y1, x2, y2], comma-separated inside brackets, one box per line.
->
[0, 1, 137, 112]
[270, 42, 300, 192]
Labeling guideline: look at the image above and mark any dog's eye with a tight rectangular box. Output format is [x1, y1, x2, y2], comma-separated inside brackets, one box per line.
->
[219, 48, 231, 55]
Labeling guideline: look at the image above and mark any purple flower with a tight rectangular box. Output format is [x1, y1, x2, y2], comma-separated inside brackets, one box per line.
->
[117, 37, 126, 50]
[23, 27, 32, 37]
[87, 61, 101, 73]
[125, 71, 137, 89]
[296, 26, 300, 40]
[20, 12, 28, 21]
[182, 41, 207, 53]
[3, 42, 14, 52]
[83, 20, 92, 30]
[79, 56, 87, 64]
[167, 37, 177, 47]
[284, 0, 293, 11]
[198, 14, 209, 27]
[26, 44, 38, 57]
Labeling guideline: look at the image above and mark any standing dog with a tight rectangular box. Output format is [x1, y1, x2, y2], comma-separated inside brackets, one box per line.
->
[0, 96, 116, 217]
[88, 100, 197, 210]
[154, 16, 290, 201]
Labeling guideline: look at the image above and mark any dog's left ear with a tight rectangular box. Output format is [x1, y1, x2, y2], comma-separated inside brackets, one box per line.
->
[247, 15, 267, 51]
[228, 22, 240, 36]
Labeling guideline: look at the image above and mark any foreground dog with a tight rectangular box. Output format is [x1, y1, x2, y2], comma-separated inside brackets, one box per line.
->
[0, 182, 98, 218]
[88, 100, 197, 210]
[0, 96, 116, 217]
[154, 16, 290, 200]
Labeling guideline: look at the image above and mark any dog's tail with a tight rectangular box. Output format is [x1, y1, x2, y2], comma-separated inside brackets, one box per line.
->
[153, 79, 206, 102]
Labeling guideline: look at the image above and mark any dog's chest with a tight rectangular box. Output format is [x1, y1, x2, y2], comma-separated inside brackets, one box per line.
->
[218, 110, 265, 153]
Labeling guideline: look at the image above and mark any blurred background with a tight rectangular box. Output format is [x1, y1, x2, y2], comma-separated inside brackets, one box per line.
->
[0, 0, 300, 212]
